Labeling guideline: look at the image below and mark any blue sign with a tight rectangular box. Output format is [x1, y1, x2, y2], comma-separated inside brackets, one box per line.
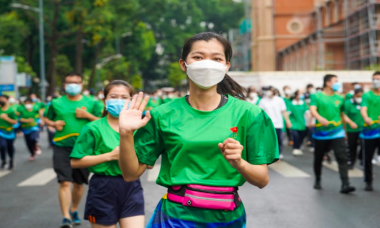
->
[240, 19, 252, 35]
[0, 84, 15, 91]
[0, 56, 15, 62]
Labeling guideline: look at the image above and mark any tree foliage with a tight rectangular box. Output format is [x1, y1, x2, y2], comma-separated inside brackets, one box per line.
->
[1, 0, 244, 95]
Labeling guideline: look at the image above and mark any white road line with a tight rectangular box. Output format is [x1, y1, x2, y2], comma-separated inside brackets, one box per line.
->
[0, 170, 11, 178]
[147, 164, 161, 182]
[323, 161, 363, 178]
[269, 161, 311, 178]
[17, 168, 56, 187]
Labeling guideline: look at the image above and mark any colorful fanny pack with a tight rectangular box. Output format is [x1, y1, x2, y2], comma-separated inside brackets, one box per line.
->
[167, 184, 241, 211]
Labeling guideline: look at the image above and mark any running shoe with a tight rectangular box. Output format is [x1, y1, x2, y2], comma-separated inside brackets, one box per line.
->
[279, 154, 284, 160]
[364, 182, 373, 192]
[340, 184, 356, 194]
[28, 156, 35, 161]
[1, 161, 6, 170]
[70, 211, 81, 225]
[60, 218, 73, 228]
[35, 148, 42, 155]
[372, 159, 377, 165]
[8, 160, 13, 170]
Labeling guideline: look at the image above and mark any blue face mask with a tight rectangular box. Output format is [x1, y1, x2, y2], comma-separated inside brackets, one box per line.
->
[332, 82, 342, 92]
[354, 84, 361, 90]
[106, 99, 126, 118]
[31, 98, 38, 102]
[65, 84, 82, 96]
[299, 94, 305, 100]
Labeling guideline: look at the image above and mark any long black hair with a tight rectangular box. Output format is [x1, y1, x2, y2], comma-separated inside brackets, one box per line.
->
[181, 32, 246, 100]
[102, 80, 135, 117]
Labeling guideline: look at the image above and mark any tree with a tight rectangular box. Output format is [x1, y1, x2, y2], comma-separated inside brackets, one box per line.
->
[0, 12, 30, 56]
[15, 56, 36, 77]
[167, 62, 186, 89]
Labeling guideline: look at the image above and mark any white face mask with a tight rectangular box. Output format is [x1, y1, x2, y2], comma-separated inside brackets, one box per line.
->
[185, 60, 227, 89]
[249, 93, 258, 99]
[373, 79, 380, 89]
[309, 88, 316, 94]
[284, 89, 292, 95]
[98, 94, 104, 99]
[354, 98, 362, 104]
[83, 91, 90, 96]
[25, 104, 33, 110]
[265, 90, 273, 97]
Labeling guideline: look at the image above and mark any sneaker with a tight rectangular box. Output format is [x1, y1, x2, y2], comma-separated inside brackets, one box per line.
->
[309, 147, 315, 153]
[28, 156, 35, 161]
[340, 184, 356, 194]
[314, 180, 322, 190]
[8, 160, 13, 170]
[70, 211, 81, 225]
[35, 148, 42, 155]
[279, 154, 284, 160]
[292, 149, 298, 156]
[60, 218, 73, 228]
[1, 161, 6, 170]
[372, 159, 377, 165]
[364, 182, 373, 192]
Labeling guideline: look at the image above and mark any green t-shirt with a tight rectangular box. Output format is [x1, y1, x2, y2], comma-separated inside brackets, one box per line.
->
[344, 98, 363, 133]
[45, 95, 102, 147]
[10, 104, 20, 116]
[361, 90, 380, 139]
[17, 105, 40, 131]
[0, 107, 17, 138]
[70, 117, 121, 176]
[310, 92, 345, 140]
[97, 100, 105, 114]
[288, 100, 308, 131]
[147, 98, 162, 110]
[134, 95, 279, 188]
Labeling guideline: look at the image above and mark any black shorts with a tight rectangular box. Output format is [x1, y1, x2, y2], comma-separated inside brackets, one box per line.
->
[53, 145, 89, 184]
[85, 175, 145, 225]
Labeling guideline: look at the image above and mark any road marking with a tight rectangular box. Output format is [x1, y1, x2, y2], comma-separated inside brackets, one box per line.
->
[17, 168, 56, 187]
[147, 164, 161, 182]
[323, 161, 363, 178]
[269, 161, 311, 178]
[0, 170, 11, 178]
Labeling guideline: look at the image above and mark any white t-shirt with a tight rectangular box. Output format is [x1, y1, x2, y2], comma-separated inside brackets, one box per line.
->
[259, 96, 287, 129]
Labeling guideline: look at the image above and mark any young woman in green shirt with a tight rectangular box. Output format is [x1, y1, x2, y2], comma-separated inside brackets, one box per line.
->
[288, 89, 312, 156]
[0, 94, 18, 170]
[70, 80, 145, 228]
[119, 32, 279, 227]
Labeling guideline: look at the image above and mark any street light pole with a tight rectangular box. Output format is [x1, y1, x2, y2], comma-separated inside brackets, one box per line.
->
[11, 2, 46, 101]
[38, 0, 46, 101]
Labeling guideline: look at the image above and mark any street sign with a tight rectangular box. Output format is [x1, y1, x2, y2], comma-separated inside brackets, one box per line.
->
[0, 84, 15, 91]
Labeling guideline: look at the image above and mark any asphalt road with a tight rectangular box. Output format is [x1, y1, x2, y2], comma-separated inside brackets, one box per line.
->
[1, 131, 380, 228]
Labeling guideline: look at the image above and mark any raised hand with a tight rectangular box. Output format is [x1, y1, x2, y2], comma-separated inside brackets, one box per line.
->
[119, 92, 151, 133]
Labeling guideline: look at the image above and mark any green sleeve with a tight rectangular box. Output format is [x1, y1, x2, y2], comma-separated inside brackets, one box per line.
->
[309, 94, 318, 107]
[8, 110, 17, 120]
[361, 93, 369, 108]
[45, 102, 56, 120]
[70, 125, 96, 159]
[340, 97, 345, 113]
[134, 111, 164, 166]
[91, 100, 103, 118]
[246, 110, 279, 165]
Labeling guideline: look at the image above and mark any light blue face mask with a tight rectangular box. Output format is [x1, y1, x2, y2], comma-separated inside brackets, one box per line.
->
[354, 84, 361, 90]
[65, 84, 82, 96]
[332, 82, 342, 92]
[106, 99, 126, 118]
[299, 94, 305, 100]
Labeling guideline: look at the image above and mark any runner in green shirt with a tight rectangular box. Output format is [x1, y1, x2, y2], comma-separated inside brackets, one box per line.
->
[310, 74, 356, 194]
[0, 94, 18, 170]
[344, 88, 364, 169]
[44, 72, 102, 228]
[288, 89, 312, 156]
[70, 80, 145, 227]
[119, 32, 279, 227]
[360, 72, 380, 191]
[146, 91, 162, 110]
[18, 98, 41, 161]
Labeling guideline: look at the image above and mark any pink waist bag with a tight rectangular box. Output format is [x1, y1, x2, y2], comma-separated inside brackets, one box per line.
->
[167, 184, 241, 211]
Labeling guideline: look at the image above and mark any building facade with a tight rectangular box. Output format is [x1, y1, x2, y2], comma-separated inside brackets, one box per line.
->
[251, 0, 380, 71]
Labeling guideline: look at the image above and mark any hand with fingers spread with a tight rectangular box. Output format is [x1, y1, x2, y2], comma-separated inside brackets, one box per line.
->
[218, 138, 244, 170]
[119, 92, 151, 133]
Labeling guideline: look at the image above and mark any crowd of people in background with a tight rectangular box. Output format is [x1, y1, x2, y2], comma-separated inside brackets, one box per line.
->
[1, 70, 380, 227]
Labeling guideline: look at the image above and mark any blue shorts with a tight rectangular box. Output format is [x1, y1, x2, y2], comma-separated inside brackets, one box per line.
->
[84, 174, 145, 225]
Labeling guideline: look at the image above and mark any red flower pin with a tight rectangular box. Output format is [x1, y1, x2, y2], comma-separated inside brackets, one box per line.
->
[230, 127, 238, 133]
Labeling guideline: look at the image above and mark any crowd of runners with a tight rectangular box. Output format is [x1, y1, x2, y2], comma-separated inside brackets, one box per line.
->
[1, 32, 380, 228]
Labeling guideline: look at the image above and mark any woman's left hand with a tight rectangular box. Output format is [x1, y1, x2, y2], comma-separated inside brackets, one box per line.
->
[218, 138, 244, 169]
